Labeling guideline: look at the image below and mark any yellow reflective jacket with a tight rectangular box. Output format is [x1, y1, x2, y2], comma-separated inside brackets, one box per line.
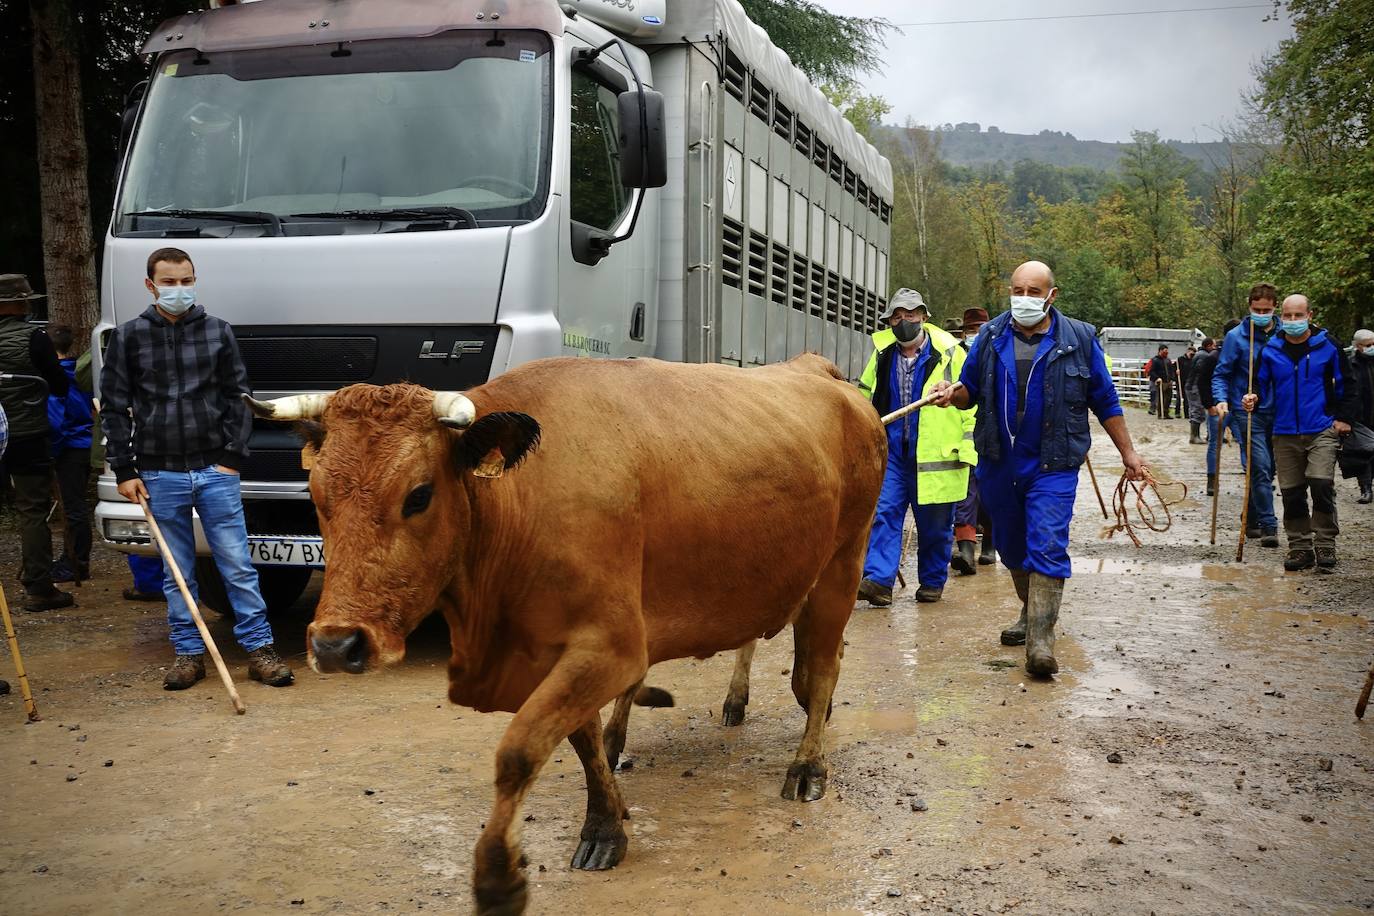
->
[858, 325, 978, 505]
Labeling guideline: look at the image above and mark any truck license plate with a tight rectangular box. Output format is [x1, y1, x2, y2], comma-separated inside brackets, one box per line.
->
[248, 537, 326, 567]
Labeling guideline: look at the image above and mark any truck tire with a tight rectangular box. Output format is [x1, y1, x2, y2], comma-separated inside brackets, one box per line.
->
[193, 558, 314, 617]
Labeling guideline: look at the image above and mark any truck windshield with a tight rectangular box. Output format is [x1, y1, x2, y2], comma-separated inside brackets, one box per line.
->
[116, 32, 552, 236]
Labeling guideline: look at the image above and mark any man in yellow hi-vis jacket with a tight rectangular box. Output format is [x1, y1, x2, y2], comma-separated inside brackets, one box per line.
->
[857, 289, 978, 605]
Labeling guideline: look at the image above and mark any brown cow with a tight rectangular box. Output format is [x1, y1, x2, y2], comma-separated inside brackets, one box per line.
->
[247, 354, 884, 915]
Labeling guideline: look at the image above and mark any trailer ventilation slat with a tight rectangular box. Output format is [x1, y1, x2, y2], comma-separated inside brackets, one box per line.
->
[794, 120, 812, 157]
[723, 50, 746, 102]
[843, 165, 857, 197]
[772, 101, 792, 141]
[770, 243, 789, 305]
[829, 153, 843, 185]
[840, 280, 855, 329]
[791, 254, 809, 312]
[722, 217, 744, 289]
[749, 77, 771, 124]
[812, 139, 828, 173]
[880, 201, 892, 224]
[809, 262, 825, 317]
[747, 230, 768, 298]
[856, 179, 869, 211]
[826, 270, 841, 321]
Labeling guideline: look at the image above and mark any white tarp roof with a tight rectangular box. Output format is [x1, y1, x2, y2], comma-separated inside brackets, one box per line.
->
[644, 0, 893, 201]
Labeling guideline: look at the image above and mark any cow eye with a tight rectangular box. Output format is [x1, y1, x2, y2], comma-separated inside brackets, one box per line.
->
[402, 483, 433, 518]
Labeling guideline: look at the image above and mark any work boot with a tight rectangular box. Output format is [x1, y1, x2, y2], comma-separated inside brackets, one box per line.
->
[247, 644, 295, 686]
[1024, 573, 1064, 678]
[857, 577, 893, 607]
[163, 654, 206, 690]
[0, 678, 9, 695]
[1261, 527, 1280, 548]
[1359, 487, 1372, 505]
[978, 536, 996, 566]
[1205, 474, 1218, 497]
[122, 586, 162, 602]
[1189, 422, 1204, 444]
[951, 541, 977, 576]
[914, 585, 943, 603]
[1283, 549, 1315, 571]
[1001, 569, 1030, 646]
[24, 587, 74, 613]
[1314, 546, 1337, 573]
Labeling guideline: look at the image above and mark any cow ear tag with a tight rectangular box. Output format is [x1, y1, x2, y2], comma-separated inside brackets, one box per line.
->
[473, 447, 505, 479]
[301, 443, 318, 470]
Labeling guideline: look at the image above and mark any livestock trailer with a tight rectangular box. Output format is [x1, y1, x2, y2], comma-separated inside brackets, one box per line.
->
[92, 0, 894, 612]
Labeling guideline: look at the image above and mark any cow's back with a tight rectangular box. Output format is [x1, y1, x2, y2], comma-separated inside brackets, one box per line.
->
[467, 355, 885, 663]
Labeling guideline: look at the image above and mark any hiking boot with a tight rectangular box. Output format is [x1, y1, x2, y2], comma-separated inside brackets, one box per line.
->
[0, 679, 10, 696]
[978, 536, 997, 566]
[914, 585, 943, 603]
[1025, 573, 1064, 678]
[1314, 546, 1337, 572]
[1189, 422, 1204, 444]
[164, 654, 206, 690]
[1001, 569, 1030, 646]
[24, 588, 74, 613]
[123, 587, 163, 602]
[857, 578, 893, 608]
[1283, 549, 1315, 571]
[1260, 528, 1280, 548]
[951, 541, 977, 576]
[1359, 487, 1373, 505]
[1205, 474, 1217, 497]
[1245, 526, 1262, 539]
[247, 644, 294, 686]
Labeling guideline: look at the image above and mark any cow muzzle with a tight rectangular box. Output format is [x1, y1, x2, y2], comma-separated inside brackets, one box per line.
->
[310, 626, 371, 674]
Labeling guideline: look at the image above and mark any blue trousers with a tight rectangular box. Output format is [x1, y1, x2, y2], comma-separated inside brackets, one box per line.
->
[977, 461, 1079, 579]
[1227, 411, 1277, 530]
[143, 467, 274, 655]
[128, 554, 163, 593]
[862, 454, 954, 590]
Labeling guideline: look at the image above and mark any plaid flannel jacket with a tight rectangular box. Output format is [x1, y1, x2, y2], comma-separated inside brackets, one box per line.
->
[99, 304, 252, 483]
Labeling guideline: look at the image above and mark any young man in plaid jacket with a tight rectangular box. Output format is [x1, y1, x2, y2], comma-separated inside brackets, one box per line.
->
[100, 247, 293, 690]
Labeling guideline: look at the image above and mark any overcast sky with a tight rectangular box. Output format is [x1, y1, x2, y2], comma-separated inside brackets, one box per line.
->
[816, 1, 1294, 143]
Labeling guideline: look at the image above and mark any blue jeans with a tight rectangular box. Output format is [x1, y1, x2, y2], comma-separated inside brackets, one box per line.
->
[977, 462, 1079, 579]
[1227, 411, 1278, 531]
[142, 467, 274, 655]
[863, 454, 955, 590]
[1206, 414, 1220, 476]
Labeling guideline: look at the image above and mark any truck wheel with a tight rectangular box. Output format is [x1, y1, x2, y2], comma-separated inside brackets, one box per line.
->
[193, 558, 314, 617]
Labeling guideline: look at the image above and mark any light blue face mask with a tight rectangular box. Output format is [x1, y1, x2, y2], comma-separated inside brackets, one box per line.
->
[156, 285, 196, 315]
[1249, 310, 1274, 328]
[1281, 318, 1310, 337]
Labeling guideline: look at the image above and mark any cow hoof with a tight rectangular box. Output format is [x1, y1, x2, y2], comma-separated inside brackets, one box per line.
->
[474, 873, 528, 916]
[781, 762, 827, 802]
[570, 831, 627, 871]
[721, 700, 747, 727]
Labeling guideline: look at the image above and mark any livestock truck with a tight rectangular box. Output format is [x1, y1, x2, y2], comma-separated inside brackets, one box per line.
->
[92, 0, 894, 614]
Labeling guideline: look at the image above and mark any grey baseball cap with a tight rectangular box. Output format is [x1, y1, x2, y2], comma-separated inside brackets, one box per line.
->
[879, 288, 929, 322]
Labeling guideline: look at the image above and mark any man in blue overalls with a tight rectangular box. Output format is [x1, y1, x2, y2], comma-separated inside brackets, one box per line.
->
[933, 261, 1146, 677]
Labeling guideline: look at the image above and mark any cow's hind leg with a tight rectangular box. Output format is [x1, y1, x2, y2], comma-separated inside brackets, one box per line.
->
[721, 640, 757, 726]
[602, 684, 637, 770]
[471, 644, 642, 916]
[781, 542, 861, 803]
[568, 716, 629, 870]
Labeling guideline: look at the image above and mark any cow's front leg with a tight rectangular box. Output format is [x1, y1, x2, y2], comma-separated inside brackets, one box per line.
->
[472, 643, 643, 916]
[568, 715, 629, 870]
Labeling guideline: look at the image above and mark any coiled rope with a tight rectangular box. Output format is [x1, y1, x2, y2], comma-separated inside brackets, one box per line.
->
[1102, 469, 1189, 547]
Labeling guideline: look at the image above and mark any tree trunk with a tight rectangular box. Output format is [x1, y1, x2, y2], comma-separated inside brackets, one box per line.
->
[31, 0, 98, 354]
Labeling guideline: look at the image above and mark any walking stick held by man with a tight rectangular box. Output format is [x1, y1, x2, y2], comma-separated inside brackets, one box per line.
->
[1209, 424, 1223, 545]
[136, 494, 245, 715]
[1, 586, 40, 722]
[1236, 321, 1256, 562]
[1084, 454, 1110, 520]
[1357, 657, 1374, 720]
[880, 382, 963, 426]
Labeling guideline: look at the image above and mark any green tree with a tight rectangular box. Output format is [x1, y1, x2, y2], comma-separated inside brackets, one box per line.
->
[822, 79, 891, 142]
[738, 0, 891, 86]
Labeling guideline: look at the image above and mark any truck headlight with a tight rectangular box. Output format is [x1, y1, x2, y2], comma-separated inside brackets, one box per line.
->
[105, 519, 152, 543]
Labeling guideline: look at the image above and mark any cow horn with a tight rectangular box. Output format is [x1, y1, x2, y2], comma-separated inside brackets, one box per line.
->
[433, 391, 476, 429]
[242, 393, 331, 420]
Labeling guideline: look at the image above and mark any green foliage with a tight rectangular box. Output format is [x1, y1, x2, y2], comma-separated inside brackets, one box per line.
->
[1245, 0, 1374, 336]
[822, 79, 891, 142]
[738, 0, 891, 86]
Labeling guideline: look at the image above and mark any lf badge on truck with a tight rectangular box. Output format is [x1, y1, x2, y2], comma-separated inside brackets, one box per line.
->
[418, 340, 485, 360]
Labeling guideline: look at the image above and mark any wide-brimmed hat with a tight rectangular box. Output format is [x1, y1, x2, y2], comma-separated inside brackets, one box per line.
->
[0, 274, 45, 301]
[961, 307, 989, 330]
[879, 288, 929, 322]
[942, 317, 963, 333]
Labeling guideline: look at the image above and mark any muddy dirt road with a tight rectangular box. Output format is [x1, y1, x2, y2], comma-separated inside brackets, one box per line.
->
[3, 409, 1373, 915]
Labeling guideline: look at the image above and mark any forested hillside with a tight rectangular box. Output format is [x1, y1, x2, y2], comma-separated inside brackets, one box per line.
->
[911, 123, 1236, 173]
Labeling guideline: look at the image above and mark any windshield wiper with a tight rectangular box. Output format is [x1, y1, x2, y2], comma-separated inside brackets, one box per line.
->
[289, 206, 479, 229]
[127, 208, 284, 236]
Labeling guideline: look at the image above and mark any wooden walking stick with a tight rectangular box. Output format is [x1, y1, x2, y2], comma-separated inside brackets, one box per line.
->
[1084, 454, 1109, 519]
[1, 585, 40, 722]
[1357, 657, 1374, 719]
[1209, 414, 1223, 545]
[1236, 321, 1257, 562]
[879, 382, 964, 426]
[136, 494, 245, 715]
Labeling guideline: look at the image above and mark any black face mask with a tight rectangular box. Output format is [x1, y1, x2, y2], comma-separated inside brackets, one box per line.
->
[893, 319, 922, 343]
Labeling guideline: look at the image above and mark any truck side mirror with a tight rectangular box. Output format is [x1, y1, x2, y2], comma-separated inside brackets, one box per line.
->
[617, 89, 666, 189]
[117, 80, 149, 161]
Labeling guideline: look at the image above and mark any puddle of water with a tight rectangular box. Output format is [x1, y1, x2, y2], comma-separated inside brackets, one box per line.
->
[1074, 557, 1284, 583]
